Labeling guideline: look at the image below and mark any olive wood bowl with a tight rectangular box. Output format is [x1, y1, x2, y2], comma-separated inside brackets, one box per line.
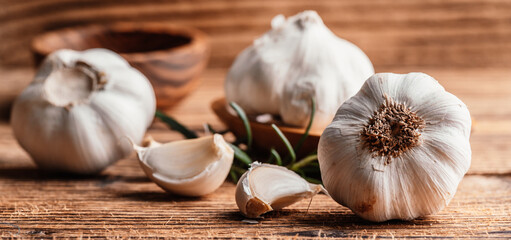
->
[31, 22, 210, 109]
[211, 98, 322, 157]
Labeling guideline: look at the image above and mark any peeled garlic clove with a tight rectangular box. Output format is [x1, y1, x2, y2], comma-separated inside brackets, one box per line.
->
[11, 48, 155, 174]
[235, 162, 326, 218]
[318, 72, 472, 222]
[133, 134, 234, 197]
[225, 10, 374, 130]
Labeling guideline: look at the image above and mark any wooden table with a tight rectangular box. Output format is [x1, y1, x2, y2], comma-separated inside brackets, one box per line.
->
[0, 67, 510, 238]
[2, 0, 511, 238]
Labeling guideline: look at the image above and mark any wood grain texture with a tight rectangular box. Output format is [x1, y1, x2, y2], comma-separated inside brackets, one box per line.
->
[0, 67, 510, 238]
[0, 165, 509, 238]
[3, 0, 511, 69]
[1, 0, 511, 238]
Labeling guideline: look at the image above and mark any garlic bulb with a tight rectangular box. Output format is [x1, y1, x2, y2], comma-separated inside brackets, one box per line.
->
[235, 162, 326, 218]
[11, 48, 156, 174]
[318, 72, 471, 222]
[133, 134, 234, 197]
[225, 10, 374, 130]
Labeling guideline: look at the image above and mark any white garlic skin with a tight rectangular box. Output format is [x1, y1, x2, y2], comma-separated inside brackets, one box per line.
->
[318, 72, 471, 222]
[235, 162, 325, 218]
[225, 10, 374, 130]
[11, 49, 156, 174]
[135, 134, 234, 197]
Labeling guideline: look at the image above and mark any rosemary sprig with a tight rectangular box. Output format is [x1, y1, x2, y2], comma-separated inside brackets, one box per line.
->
[229, 144, 253, 167]
[229, 170, 238, 183]
[206, 123, 228, 135]
[155, 97, 321, 184]
[290, 154, 318, 171]
[304, 176, 322, 184]
[294, 97, 316, 152]
[271, 124, 296, 165]
[155, 110, 198, 139]
[231, 165, 247, 175]
[229, 102, 253, 151]
[269, 148, 282, 166]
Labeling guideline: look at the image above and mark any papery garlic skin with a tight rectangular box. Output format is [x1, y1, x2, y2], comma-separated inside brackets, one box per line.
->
[225, 10, 374, 130]
[134, 134, 234, 197]
[11, 49, 156, 174]
[235, 162, 325, 218]
[318, 72, 471, 222]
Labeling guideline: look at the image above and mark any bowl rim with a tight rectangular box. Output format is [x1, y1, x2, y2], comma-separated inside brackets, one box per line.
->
[30, 21, 208, 62]
[211, 97, 323, 137]
[210, 97, 322, 156]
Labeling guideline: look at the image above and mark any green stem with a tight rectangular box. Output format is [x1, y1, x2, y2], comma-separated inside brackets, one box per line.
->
[290, 154, 318, 171]
[229, 144, 252, 167]
[229, 102, 253, 151]
[206, 123, 217, 134]
[271, 124, 296, 165]
[155, 111, 198, 139]
[206, 123, 228, 135]
[304, 176, 322, 184]
[294, 97, 316, 152]
[229, 170, 238, 183]
[231, 165, 248, 174]
[269, 148, 282, 166]
[294, 168, 306, 178]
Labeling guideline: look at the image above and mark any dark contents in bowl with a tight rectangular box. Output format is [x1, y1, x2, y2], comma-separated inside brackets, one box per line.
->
[86, 31, 191, 54]
[33, 25, 193, 60]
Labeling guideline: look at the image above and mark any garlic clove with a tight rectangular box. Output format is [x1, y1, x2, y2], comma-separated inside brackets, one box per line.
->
[235, 162, 326, 218]
[133, 134, 234, 197]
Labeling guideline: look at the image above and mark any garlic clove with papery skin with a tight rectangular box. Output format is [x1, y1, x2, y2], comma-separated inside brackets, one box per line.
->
[235, 162, 326, 218]
[11, 48, 156, 174]
[133, 134, 234, 197]
[318, 72, 472, 222]
[225, 10, 374, 131]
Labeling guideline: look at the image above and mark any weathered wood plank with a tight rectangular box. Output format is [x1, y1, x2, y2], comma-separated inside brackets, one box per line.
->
[1, 1, 511, 237]
[0, 159, 509, 238]
[0, 67, 510, 238]
[2, 0, 511, 68]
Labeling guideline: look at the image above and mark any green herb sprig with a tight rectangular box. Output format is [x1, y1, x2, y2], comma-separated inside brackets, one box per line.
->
[154, 98, 321, 184]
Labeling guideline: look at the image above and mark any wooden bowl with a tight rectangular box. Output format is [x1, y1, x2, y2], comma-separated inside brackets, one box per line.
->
[211, 98, 322, 157]
[31, 22, 210, 109]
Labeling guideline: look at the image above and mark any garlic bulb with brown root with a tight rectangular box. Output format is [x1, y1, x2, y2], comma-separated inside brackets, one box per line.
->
[235, 162, 326, 218]
[318, 72, 472, 222]
[11, 49, 156, 174]
[133, 134, 234, 197]
[225, 10, 374, 130]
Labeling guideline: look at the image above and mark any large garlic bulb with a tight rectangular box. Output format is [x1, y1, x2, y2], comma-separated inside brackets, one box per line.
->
[11, 49, 156, 174]
[225, 10, 374, 130]
[318, 73, 471, 222]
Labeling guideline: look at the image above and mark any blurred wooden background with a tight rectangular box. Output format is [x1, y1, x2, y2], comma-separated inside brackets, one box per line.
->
[2, 0, 511, 69]
[1, 0, 511, 238]
[3, 0, 511, 117]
